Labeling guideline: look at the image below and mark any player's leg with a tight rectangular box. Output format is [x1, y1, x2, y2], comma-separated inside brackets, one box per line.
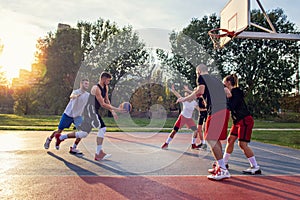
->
[44, 113, 71, 149]
[223, 124, 238, 168]
[237, 116, 261, 174]
[187, 119, 199, 149]
[95, 114, 111, 161]
[201, 111, 208, 149]
[206, 110, 230, 180]
[161, 115, 182, 149]
[70, 116, 83, 154]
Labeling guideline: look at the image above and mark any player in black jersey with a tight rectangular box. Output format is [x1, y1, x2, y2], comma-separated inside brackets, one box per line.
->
[54, 72, 125, 160]
[223, 74, 261, 175]
[177, 64, 230, 181]
[91, 72, 125, 161]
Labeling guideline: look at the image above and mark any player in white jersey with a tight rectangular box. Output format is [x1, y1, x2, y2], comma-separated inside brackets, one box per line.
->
[161, 84, 200, 150]
[43, 79, 90, 154]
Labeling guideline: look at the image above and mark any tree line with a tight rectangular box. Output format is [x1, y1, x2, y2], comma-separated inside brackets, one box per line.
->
[1, 8, 299, 119]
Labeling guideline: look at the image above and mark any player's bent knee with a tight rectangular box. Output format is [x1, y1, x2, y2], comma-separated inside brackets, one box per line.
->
[75, 131, 88, 138]
[97, 127, 106, 138]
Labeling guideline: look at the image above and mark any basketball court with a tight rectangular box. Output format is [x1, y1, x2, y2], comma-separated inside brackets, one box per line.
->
[0, 130, 299, 199]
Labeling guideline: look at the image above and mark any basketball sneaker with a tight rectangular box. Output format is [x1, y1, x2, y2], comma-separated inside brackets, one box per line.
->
[207, 167, 230, 181]
[191, 144, 199, 149]
[201, 144, 207, 150]
[55, 133, 64, 150]
[44, 137, 51, 149]
[69, 147, 83, 155]
[95, 150, 112, 161]
[161, 143, 168, 150]
[208, 162, 229, 174]
[242, 166, 261, 175]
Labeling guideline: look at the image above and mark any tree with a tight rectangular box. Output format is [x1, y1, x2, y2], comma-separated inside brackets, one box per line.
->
[159, 9, 299, 117]
[37, 27, 82, 114]
[0, 66, 13, 113]
[76, 19, 149, 116]
[220, 8, 299, 117]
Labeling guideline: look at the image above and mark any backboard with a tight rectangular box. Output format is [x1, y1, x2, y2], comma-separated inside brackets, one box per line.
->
[212, 0, 300, 49]
[219, 0, 250, 47]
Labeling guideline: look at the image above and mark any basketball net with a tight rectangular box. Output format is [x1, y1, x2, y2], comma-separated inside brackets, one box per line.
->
[208, 28, 236, 49]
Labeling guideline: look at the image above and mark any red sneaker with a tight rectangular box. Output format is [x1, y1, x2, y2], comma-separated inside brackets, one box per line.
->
[55, 133, 64, 150]
[95, 150, 111, 161]
[191, 144, 199, 149]
[161, 143, 168, 150]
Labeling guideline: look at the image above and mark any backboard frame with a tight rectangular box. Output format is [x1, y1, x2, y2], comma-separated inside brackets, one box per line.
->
[216, 0, 300, 49]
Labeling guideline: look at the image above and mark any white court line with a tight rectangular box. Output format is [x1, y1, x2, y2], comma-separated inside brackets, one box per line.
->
[252, 145, 300, 161]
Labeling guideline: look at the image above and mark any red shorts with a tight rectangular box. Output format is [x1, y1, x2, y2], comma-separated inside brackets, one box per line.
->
[204, 109, 230, 140]
[230, 115, 254, 142]
[174, 114, 196, 130]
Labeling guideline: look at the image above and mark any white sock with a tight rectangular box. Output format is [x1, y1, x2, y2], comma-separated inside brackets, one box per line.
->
[217, 159, 226, 169]
[166, 137, 172, 144]
[60, 134, 68, 140]
[72, 144, 77, 149]
[202, 140, 206, 144]
[96, 145, 102, 154]
[248, 156, 258, 168]
[223, 153, 231, 164]
[192, 138, 196, 144]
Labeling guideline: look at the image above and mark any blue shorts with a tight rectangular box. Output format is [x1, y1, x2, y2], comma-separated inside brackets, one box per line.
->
[58, 113, 83, 130]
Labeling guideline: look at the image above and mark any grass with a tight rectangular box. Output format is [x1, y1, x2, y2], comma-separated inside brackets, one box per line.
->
[252, 130, 300, 149]
[0, 114, 300, 149]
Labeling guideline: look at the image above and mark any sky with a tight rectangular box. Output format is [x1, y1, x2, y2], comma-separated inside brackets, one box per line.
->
[0, 0, 299, 81]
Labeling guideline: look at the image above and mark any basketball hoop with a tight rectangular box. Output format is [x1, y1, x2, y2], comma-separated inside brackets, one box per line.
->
[208, 28, 236, 49]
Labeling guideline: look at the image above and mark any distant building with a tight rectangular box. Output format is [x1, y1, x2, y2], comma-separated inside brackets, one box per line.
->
[11, 63, 45, 88]
[58, 23, 71, 31]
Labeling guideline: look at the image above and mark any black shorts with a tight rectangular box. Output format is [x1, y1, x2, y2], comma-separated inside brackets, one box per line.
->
[198, 111, 208, 125]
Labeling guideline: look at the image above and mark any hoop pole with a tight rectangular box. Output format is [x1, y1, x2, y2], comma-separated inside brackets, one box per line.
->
[255, 0, 277, 33]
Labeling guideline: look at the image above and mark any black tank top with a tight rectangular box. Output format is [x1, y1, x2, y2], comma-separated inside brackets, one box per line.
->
[95, 84, 107, 111]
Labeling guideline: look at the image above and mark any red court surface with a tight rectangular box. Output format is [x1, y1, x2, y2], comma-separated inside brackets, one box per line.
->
[0, 131, 300, 199]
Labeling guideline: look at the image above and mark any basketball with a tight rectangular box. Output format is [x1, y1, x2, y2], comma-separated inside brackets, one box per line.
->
[120, 102, 132, 112]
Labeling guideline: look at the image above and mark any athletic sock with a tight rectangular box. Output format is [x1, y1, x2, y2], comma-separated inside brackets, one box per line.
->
[72, 144, 77, 149]
[96, 145, 102, 155]
[248, 156, 258, 168]
[60, 134, 68, 140]
[202, 140, 206, 144]
[166, 137, 172, 144]
[223, 153, 231, 164]
[217, 159, 226, 169]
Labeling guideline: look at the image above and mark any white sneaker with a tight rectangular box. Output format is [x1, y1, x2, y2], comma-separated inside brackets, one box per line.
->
[207, 167, 230, 181]
[44, 137, 51, 149]
[243, 166, 262, 175]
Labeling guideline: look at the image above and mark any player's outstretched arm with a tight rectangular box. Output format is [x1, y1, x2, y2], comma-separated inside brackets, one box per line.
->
[170, 84, 182, 98]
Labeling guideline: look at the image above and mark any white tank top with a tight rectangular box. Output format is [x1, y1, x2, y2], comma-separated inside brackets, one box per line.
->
[181, 100, 198, 118]
[64, 89, 90, 118]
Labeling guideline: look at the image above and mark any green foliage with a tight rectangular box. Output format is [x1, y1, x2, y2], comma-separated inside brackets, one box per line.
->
[220, 8, 299, 117]
[33, 28, 83, 114]
[280, 94, 300, 113]
[159, 9, 299, 118]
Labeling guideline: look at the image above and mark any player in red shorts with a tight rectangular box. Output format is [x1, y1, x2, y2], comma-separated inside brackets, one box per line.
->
[183, 85, 208, 150]
[161, 84, 200, 150]
[222, 74, 261, 174]
[177, 64, 231, 181]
